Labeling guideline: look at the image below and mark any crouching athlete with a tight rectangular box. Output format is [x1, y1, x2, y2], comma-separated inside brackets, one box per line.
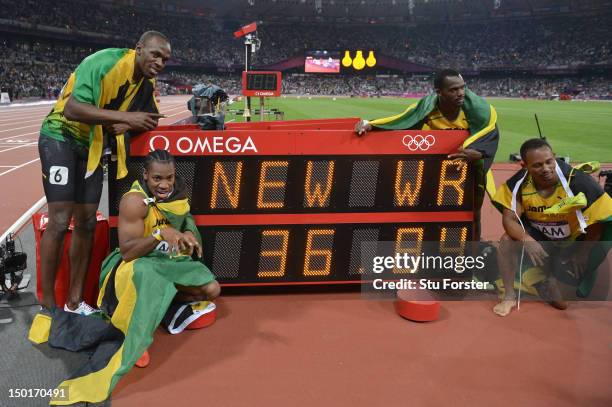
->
[492, 138, 611, 316]
[43, 149, 220, 405]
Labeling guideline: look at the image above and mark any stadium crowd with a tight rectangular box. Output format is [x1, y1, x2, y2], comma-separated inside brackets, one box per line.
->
[255, 16, 612, 69]
[1, 0, 610, 68]
[2, 53, 610, 100]
[159, 72, 611, 100]
[1, 0, 610, 100]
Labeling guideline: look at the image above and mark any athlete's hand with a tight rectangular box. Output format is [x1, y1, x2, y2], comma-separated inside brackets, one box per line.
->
[122, 112, 165, 132]
[160, 227, 188, 255]
[160, 228, 202, 257]
[523, 237, 549, 267]
[448, 148, 482, 168]
[183, 231, 203, 258]
[104, 123, 131, 136]
[355, 120, 372, 137]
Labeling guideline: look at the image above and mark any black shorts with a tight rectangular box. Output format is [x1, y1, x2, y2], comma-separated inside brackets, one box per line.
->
[523, 222, 588, 284]
[38, 135, 103, 204]
[524, 222, 577, 254]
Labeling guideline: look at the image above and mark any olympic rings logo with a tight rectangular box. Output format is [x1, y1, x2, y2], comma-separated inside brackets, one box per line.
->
[401, 134, 436, 151]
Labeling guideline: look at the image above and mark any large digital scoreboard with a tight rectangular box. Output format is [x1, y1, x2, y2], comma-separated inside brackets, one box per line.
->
[108, 119, 475, 286]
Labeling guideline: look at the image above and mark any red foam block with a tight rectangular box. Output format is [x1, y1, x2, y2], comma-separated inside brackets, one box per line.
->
[186, 308, 218, 330]
[395, 289, 440, 322]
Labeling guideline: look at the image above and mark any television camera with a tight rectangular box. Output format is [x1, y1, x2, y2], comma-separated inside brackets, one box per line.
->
[0, 233, 28, 298]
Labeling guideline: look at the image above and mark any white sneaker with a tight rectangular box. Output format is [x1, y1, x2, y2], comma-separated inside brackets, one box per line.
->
[63, 301, 100, 316]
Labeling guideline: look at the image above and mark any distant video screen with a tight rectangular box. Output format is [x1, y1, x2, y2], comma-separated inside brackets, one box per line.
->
[305, 50, 341, 73]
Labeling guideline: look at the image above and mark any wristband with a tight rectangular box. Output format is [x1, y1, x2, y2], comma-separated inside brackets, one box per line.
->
[152, 228, 163, 241]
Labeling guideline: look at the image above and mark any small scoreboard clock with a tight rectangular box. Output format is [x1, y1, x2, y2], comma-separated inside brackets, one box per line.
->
[241, 71, 282, 97]
[108, 119, 475, 287]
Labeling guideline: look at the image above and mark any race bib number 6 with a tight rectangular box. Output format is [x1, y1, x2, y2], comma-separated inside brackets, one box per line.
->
[49, 166, 69, 186]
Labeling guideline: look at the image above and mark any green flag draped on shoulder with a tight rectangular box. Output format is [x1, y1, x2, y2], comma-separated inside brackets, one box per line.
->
[47, 179, 214, 405]
[126, 178, 202, 247]
[370, 88, 499, 199]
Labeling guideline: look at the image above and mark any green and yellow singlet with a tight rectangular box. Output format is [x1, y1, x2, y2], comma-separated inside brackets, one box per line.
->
[422, 108, 469, 131]
[41, 48, 158, 178]
[518, 177, 581, 240]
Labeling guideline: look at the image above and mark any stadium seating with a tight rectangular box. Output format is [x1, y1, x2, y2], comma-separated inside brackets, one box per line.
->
[0, 0, 610, 100]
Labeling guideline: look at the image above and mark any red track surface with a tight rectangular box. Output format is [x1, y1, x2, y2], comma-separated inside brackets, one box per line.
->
[0, 95, 192, 235]
[113, 296, 612, 407]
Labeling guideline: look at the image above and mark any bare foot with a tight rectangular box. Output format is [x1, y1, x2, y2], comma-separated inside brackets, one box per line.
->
[493, 299, 517, 317]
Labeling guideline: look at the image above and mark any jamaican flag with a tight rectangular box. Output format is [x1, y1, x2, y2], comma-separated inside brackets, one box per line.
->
[492, 159, 612, 297]
[369, 88, 499, 199]
[41, 179, 215, 405]
[40, 48, 159, 180]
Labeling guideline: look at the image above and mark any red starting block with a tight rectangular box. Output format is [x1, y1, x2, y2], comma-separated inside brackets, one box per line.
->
[32, 212, 109, 307]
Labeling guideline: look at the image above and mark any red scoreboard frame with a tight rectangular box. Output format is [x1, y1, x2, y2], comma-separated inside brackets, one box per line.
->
[108, 119, 475, 287]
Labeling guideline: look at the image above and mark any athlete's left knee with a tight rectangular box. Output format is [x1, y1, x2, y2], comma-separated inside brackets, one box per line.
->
[73, 210, 98, 234]
[202, 280, 220, 301]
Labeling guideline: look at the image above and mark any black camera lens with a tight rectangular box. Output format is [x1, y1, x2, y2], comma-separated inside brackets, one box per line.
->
[6, 239, 15, 254]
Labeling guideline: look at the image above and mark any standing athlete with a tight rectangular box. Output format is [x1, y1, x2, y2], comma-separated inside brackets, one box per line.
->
[38, 31, 171, 314]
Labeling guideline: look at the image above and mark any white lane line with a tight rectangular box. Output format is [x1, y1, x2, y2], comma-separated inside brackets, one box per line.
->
[0, 109, 52, 120]
[160, 101, 185, 107]
[0, 132, 39, 142]
[160, 104, 188, 113]
[0, 108, 181, 126]
[0, 101, 188, 130]
[0, 143, 38, 154]
[0, 196, 47, 242]
[0, 101, 185, 119]
[0, 97, 185, 113]
[161, 109, 190, 119]
[0, 105, 54, 113]
[159, 101, 185, 106]
[0, 117, 45, 125]
[0, 114, 45, 121]
[0, 158, 40, 177]
[0, 124, 40, 133]
[0, 144, 36, 149]
[0, 165, 17, 168]
[0, 139, 36, 144]
[160, 109, 185, 116]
